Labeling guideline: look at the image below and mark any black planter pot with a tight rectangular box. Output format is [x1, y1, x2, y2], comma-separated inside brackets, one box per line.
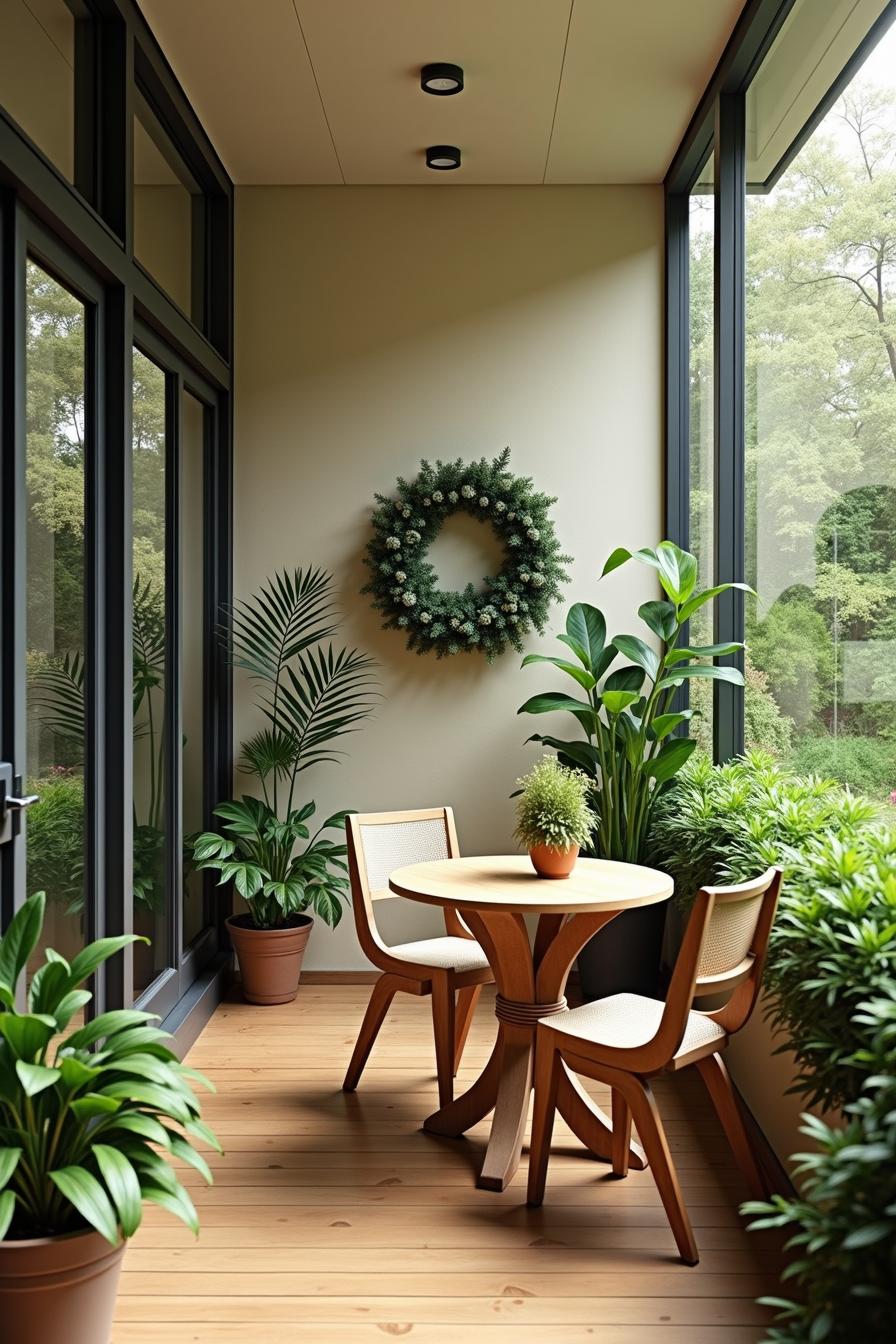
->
[577, 901, 668, 1001]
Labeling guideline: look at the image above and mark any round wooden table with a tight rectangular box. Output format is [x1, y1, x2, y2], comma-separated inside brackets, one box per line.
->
[389, 854, 673, 1191]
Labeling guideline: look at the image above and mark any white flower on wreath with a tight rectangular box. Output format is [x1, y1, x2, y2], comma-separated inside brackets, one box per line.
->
[432, 490, 444, 503]
[507, 512, 516, 522]
[401, 591, 417, 606]
[405, 530, 421, 545]
[450, 617, 460, 629]
[527, 528, 540, 541]
[530, 572, 545, 588]
[402, 506, 412, 519]
[448, 490, 459, 504]
[386, 536, 401, 550]
[519, 571, 531, 583]
[420, 612, 431, 623]
[521, 514, 533, 527]
[495, 501, 506, 513]
[422, 497, 432, 507]
[461, 484, 475, 499]
[394, 570, 406, 583]
[479, 496, 489, 508]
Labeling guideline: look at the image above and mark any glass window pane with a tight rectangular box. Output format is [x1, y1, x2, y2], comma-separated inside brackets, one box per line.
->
[25, 260, 86, 985]
[132, 348, 169, 992]
[745, 14, 896, 795]
[182, 390, 206, 948]
[134, 95, 198, 316]
[0, 0, 75, 179]
[688, 156, 714, 759]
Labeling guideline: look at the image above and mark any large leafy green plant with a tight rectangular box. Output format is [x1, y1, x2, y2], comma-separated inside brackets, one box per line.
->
[190, 567, 378, 930]
[514, 757, 596, 851]
[0, 892, 219, 1243]
[519, 540, 751, 862]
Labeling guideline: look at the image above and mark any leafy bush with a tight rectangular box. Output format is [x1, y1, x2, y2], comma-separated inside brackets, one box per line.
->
[0, 892, 219, 1243]
[745, 991, 896, 1343]
[25, 773, 84, 913]
[689, 657, 794, 759]
[790, 733, 896, 802]
[514, 757, 596, 850]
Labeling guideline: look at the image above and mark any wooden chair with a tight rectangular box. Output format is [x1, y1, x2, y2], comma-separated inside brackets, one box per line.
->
[527, 866, 782, 1265]
[342, 808, 494, 1106]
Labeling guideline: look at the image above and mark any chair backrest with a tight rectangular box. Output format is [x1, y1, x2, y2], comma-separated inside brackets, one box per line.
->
[345, 808, 464, 966]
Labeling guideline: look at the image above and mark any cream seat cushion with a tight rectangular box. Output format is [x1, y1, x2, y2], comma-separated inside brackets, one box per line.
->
[543, 992, 725, 1060]
[388, 936, 490, 974]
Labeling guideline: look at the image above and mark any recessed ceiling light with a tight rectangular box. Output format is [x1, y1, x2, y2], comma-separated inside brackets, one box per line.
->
[421, 63, 464, 95]
[426, 145, 461, 171]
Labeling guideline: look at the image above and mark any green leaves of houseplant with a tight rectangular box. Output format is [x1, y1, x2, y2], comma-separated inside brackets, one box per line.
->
[519, 540, 753, 862]
[0, 892, 219, 1245]
[190, 567, 378, 930]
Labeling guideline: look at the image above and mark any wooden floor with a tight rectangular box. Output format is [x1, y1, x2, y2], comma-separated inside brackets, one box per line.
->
[113, 983, 783, 1343]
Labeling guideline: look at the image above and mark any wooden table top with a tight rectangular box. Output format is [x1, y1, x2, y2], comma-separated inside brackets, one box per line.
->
[389, 854, 673, 915]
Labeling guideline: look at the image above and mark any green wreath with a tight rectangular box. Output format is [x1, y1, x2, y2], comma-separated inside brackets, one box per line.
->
[363, 449, 570, 659]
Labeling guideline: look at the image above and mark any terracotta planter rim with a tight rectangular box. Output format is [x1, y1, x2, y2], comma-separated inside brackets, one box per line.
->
[226, 912, 313, 933]
[0, 1226, 122, 1252]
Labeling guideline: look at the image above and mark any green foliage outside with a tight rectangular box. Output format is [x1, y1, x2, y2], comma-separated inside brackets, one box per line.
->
[650, 753, 894, 1339]
[513, 757, 596, 851]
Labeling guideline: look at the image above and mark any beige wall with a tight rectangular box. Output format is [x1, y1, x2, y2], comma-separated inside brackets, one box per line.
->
[234, 184, 664, 968]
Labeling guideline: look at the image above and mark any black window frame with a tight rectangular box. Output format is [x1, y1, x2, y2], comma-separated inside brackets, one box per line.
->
[0, 0, 232, 1050]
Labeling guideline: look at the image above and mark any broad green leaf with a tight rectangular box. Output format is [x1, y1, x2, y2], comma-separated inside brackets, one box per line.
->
[645, 736, 697, 783]
[841, 1222, 891, 1249]
[66, 1010, 157, 1052]
[16, 1061, 60, 1097]
[71, 1093, 122, 1121]
[59, 1057, 102, 1091]
[648, 711, 693, 741]
[49, 1166, 119, 1245]
[0, 1148, 22, 1190]
[602, 689, 639, 715]
[520, 653, 596, 691]
[656, 541, 698, 605]
[142, 1182, 199, 1235]
[101, 1080, 194, 1124]
[612, 635, 660, 682]
[565, 604, 606, 671]
[679, 581, 756, 625]
[54, 990, 93, 1033]
[93, 1144, 142, 1238]
[517, 692, 595, 731]
[67, 935, 143, 990]
[555, 632, 589, 665]
[603, 665, 645, 694]
[0, 1190, 15, 1240]
[0, 892, 46, 996]
[601, 546, 635, 576]
[106, 1113, 172, 1148]
[0, 1012, 57, 1060]
[28, 958, 70, 1017]
[657, 664, 745, 692]
[526, 734, 600, 776]
[184, 1117, 223, 1154]
[665, 642, 743, 665]
[168, 1134, 213, 1184]
[638, 600, 678, 642]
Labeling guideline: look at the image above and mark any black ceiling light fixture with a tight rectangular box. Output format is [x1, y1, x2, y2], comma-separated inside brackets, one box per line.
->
[426, 145, 461, 171]
[421, 62, 464, 95]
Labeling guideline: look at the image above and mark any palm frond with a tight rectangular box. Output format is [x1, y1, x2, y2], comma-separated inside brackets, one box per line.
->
[133, 575, 166, 677]
[238, 728, 298, 779]
[228, 566, 341, 687]
[30, 651, 86, 746]
[265, 645, 379, 773]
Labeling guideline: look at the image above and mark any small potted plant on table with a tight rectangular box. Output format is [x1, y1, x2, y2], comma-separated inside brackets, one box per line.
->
[0, 892, 219, 1344]
[515, 756, 596, 879]
[190, 566, 378, 1005]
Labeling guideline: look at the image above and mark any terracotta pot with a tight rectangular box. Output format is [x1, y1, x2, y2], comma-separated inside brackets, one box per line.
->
[0, 1228, 125, 1344]
[226, 913, 313, 1004]
[529, 843, 580, 879]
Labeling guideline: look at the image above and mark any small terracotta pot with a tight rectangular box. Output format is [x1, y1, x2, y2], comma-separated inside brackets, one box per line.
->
[0, 1228, 125, 1344]
[226, 913, 313, 1005]
[529, 843, 580, 879]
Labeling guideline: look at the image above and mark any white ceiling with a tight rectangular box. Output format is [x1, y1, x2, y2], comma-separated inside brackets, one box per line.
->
[139, 0, 746, 185]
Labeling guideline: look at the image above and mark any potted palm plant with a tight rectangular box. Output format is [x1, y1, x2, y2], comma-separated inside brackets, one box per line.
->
[519, 539, 751, 995]
[0, 891, 219, 1344]
[190, 566, 378, 1005]
[514, 756, 596, 878]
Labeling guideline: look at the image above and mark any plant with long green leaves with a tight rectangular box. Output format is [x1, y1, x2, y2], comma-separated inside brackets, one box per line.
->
[190, 566, 378, 930]
[0, 891, 219, 1244]
[518, 540, 753, 863]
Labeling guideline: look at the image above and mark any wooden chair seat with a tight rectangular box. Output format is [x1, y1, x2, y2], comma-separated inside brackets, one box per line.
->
[342, 807, 495, 1107]
[527, 867, 782, 1266]
[542, 992, 726, 1068]
[388, 936, 491, 974]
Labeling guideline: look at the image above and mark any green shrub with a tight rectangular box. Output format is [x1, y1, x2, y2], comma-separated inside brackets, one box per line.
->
[25, 773, 84, 913]
[790, 733, 896, 802]
[745, 990, 896, 1343]
[690, 659, 794, 759]
[514, 756, 596, 850]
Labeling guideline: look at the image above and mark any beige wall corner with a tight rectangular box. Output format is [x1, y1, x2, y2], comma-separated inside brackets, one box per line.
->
[234, 184, 664, 969]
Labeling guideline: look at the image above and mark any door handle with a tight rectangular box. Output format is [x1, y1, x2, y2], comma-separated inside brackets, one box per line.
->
[0, 762, 39, 843]
[4, 794, 40, 812]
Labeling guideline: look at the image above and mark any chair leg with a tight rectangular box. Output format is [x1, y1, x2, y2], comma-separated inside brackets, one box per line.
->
[611, 1089, 632, 1178]
[431, 973, 456, 1107]
[342, 974, 401, 1092]
[609, 1068, 699, 1265]
[696, 1052, 767, 1200]
[526, 1029, 562, 1208]
[453, 984, 481, 1075]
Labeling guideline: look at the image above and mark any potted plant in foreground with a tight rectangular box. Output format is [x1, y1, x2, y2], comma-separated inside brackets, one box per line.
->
[0, 892, 219, 1344]
[519, 539, 751, 995]
[515, 756, 596, 878]
[190, 566, 378, 1005]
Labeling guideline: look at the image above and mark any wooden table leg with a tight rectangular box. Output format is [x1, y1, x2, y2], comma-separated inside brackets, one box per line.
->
[422, 1028, 503, 1137]
[477, 1024, 533, 1191]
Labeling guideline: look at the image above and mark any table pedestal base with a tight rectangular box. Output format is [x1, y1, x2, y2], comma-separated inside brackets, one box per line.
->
[422, 908, 648, 1191]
